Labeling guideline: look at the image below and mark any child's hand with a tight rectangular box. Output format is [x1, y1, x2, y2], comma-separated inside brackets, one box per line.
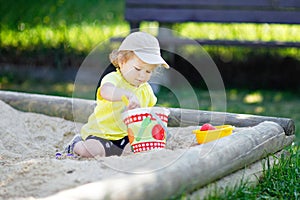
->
[127, 95, 140, 110]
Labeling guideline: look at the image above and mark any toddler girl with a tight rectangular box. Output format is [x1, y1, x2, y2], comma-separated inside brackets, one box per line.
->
[60, 32, 169, 158]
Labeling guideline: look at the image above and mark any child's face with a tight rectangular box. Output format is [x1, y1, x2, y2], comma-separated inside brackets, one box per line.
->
[120, 55, 156, 87]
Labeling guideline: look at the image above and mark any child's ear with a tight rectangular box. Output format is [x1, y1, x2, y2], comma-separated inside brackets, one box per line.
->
[118, 60, 123, 68]
[119, 59, 127, 68]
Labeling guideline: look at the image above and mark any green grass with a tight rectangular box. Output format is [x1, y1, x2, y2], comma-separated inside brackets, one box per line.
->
[201, 145, 299, 200]
[0, 0, 129, 57]
[175, 22, 300, 42]
[1, 24, 128, 53]
[0, 0, 124, 27]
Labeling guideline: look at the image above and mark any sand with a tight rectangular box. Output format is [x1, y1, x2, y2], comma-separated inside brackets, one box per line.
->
[0, 100, 199, 199]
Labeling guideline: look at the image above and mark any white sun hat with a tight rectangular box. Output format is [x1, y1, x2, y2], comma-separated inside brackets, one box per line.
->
[118, 32, 170, 69]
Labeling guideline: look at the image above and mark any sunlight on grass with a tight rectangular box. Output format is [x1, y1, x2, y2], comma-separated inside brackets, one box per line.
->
[254, 106, 265, 114]
[2, 22, 300, 59]
[1, 23, 129, 53]
[273, 93, 283, 102]
[243, 92, 264, 104]
[175, 23, 300, 42]
[53, 83, 74, 94]
[228, 89, 239, 101]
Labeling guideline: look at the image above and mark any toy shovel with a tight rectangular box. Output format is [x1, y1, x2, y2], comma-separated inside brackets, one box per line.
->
[136, 117, 151, 141]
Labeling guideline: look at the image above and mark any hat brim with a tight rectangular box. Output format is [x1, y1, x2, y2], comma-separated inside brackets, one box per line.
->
[134, 51, 170, 69]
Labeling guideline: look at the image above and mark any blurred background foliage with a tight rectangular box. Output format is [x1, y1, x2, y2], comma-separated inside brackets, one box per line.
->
[0, 0, 124, 27]
[1, 0, 300, 66]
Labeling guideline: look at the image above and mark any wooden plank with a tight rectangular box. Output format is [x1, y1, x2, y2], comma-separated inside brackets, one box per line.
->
[278, 0, 300, 8]
[124, 0, 300, 48]
[126, 0, 300, 10]
[161, 38, 300, 48]
[195, 40, 300, 48]
[126, 0, 300, 8]
[125, 8, 300, 24]
[111, 37, 300, 48]
[126, 0, 277, 7]
[0, 91, 295, 136]
[196, 40, 300, 48]
[0, 90, 95, 123]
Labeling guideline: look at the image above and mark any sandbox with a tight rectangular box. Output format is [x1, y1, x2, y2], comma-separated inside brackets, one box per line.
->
[0, 91, 295, 200]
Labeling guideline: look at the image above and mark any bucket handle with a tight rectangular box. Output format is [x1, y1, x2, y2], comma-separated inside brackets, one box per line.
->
[150, 110, 171, 141]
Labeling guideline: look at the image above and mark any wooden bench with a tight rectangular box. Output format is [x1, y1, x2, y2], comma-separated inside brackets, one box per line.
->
[119, 0, 300, 48]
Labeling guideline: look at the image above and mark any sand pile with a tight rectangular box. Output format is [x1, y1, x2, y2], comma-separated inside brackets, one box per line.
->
[0, 100, 197, 199]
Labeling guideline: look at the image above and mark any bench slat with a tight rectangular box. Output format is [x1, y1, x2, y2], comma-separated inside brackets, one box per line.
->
[126, 0, 300, 8]
[193, 40, 300, 48]
[110, 37, 300, 48]
[126, 8, 300, 24]
[278, 0, 300, 8]
[120, 0, 300, 48]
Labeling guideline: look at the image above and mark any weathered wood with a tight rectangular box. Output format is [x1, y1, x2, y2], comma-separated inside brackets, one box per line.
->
[111, 37, 300, 48]
[168, 108, 295, 136]
[0, 90, 95, 123]
[122, 0, 300, 48]
[126, 0, 300, 8]
[0, 91, 295, 136]
[43, 121, 294, 200]
[125, 0, 300, 24]
[126, 8, 300, 24]
[194, 40, 300, 48]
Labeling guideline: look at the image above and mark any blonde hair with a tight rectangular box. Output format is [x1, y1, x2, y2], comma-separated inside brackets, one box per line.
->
[109, 50, 135, 68]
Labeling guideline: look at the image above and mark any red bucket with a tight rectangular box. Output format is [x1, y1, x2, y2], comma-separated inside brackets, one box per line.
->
[122, 107, 170, 153]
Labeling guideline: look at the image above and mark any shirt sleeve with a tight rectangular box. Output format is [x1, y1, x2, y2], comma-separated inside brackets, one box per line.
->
[100, 72, 119, 87]
[145, 83, 157, 107]
[96, 72, 119, 100]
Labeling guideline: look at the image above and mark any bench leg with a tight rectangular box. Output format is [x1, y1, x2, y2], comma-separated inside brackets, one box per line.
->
[129, 22, 140, 32]
[158, 23, 175, 67]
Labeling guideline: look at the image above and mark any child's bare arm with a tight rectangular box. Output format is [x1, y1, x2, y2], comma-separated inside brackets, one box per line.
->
[100, 83, 140, 109]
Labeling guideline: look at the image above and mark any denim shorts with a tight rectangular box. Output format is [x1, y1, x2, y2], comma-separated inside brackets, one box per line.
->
[86, 135, 129, 156]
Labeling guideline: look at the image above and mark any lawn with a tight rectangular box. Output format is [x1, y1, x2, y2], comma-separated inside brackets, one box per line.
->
[1, 0, 299, 199]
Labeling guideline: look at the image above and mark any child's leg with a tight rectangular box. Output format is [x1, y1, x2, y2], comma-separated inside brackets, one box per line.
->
[121, 143, 133, 156]
[74, 139, 106, 157]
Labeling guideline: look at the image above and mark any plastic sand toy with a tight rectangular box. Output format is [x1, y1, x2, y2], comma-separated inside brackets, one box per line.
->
[122, 107, 170, 153]
[193, 125, 234, 144]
